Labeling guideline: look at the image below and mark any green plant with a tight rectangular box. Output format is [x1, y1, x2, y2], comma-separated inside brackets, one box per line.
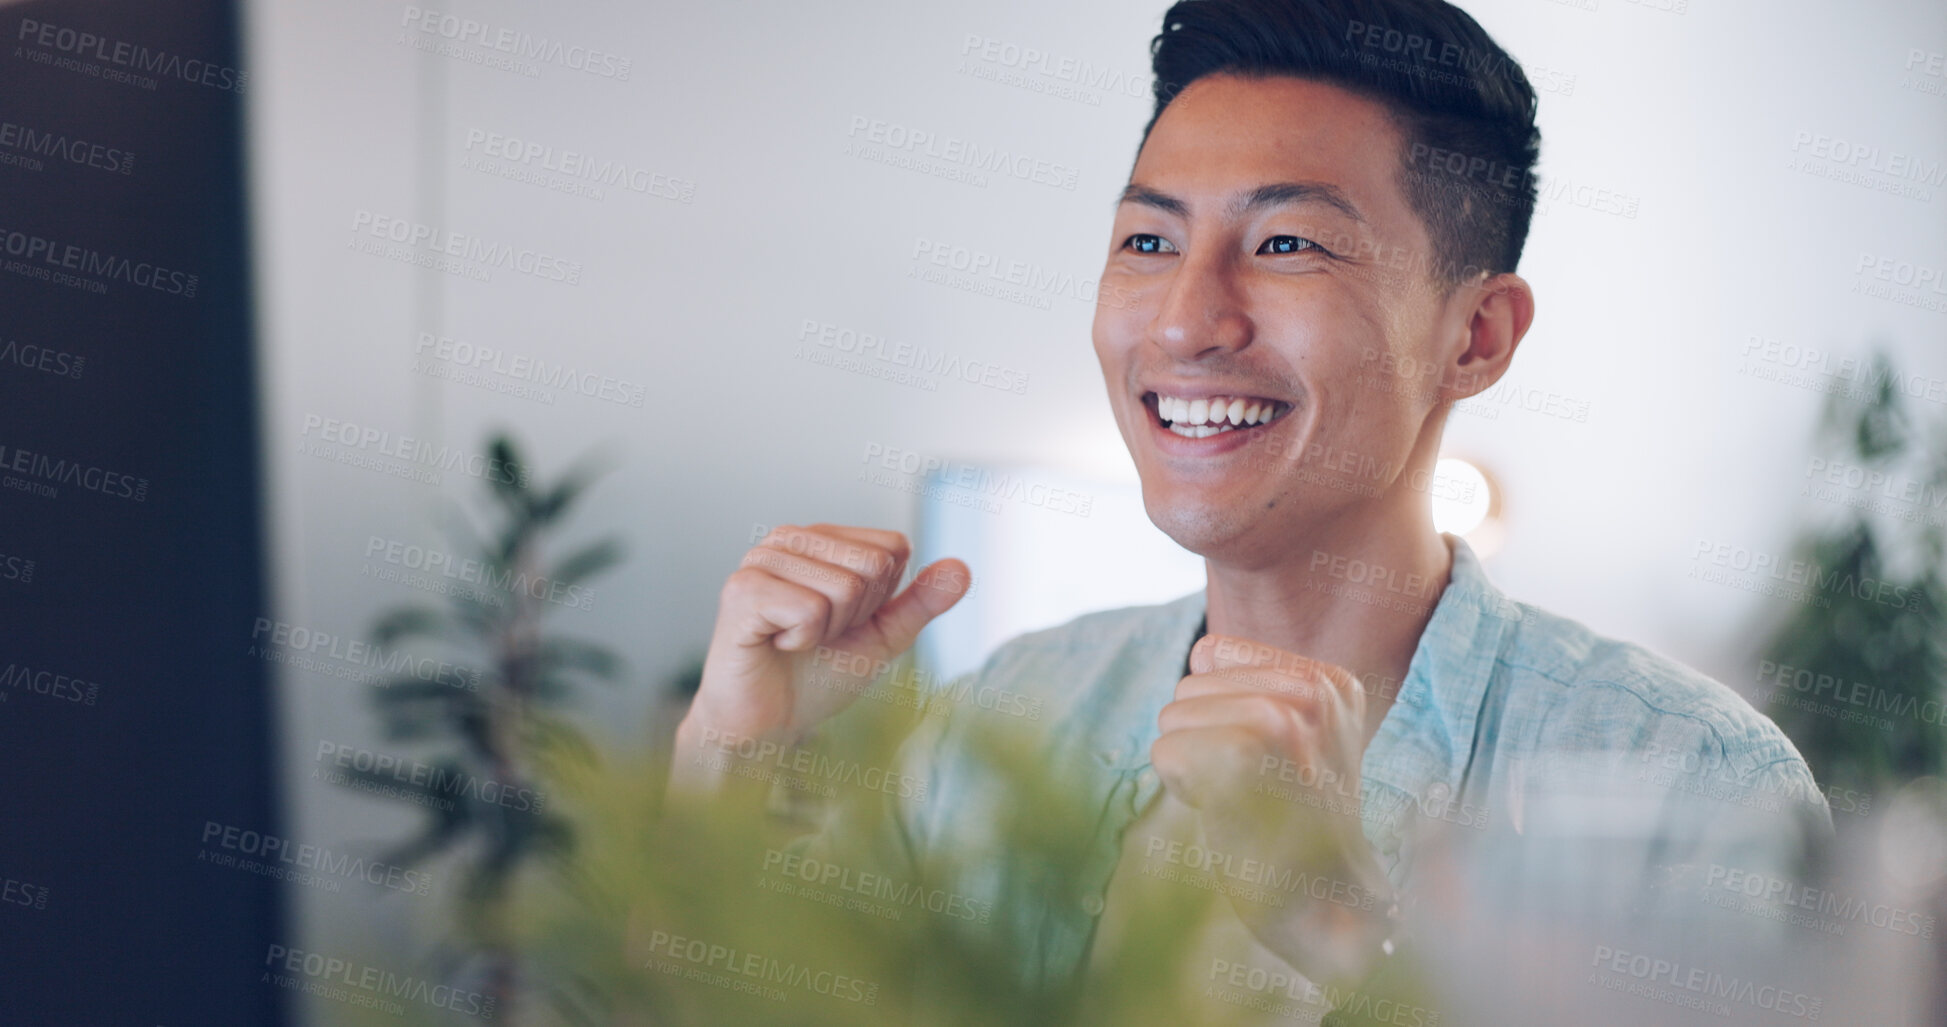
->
[342, 434, 626, 1022]
[511, 686, 1234, 1027]
[1762, 352, 1947, 797]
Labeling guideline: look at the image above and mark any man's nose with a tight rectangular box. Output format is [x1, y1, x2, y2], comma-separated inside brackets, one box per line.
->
[1147, 251, 1252, 359]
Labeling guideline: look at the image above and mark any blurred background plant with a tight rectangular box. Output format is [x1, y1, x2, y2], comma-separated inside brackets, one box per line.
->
[506, 674, 1236, 1027]
[338, 433, 626, 1024]
[1761, 351, 1947, 799]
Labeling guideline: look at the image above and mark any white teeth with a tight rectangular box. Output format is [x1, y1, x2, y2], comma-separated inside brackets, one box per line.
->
[1153, 392, 1284, 431]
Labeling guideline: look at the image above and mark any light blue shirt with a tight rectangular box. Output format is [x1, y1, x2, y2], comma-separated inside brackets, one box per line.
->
[807, 534, 1832, 998]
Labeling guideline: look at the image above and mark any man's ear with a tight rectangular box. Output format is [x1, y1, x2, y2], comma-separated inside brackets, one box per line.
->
[1440, 272, 1534, 402]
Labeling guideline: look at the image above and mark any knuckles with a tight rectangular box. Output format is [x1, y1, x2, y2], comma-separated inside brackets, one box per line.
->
[719, 565, 771, 606]
[824, 565, 871, 604]
[1150, 727, 1267, 806]
[761, 523, 803, 548]
[786, 591, 833, 637]
[741, 540, 885, 601]
[808, 522, 912, 562]
[720, 566, 833, 635]
[783, 523, 908, 577]
[1173, 669, 1337, 720]
[1154, 687, 1340, 788]
[1149, 732, 1206, 805]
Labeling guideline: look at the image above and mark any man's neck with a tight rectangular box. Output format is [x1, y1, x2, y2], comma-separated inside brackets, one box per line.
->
[1202, 508, 1453, 742]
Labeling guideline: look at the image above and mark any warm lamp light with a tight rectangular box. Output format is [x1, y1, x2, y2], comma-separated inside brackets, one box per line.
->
[1431, 456, 1504, 556]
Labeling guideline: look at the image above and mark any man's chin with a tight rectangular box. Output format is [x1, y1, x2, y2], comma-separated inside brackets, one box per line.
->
[1143, 497, 1260, 561]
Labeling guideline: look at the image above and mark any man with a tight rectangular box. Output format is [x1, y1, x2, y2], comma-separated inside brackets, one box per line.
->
[671, 0, 1830, 1021]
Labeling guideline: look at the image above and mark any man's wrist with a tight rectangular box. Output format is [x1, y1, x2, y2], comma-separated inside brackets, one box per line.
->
[1320, 940, 1431, 1027]
[1300, 885, 1400, 987]
[675, 698, 795, 752]
[668, 709, 792, 799]
[1319, 900, 1432, 1027]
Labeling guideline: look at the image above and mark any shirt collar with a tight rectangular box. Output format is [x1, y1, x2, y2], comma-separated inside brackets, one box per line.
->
[1360, 534, 1510, 839]
[1092, 535, 1510, 847]
[1090, 592, 1208, 773]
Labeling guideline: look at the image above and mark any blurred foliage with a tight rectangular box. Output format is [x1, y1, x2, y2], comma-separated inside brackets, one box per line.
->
[503, 683, 1267, 1027]
[343, 433, 625, 1019]
[1763, 352, 1947, 797]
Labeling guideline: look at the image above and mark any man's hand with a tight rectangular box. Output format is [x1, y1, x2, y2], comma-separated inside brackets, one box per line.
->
[672, 524, 970, 793]
[1150, 634, 1395, 986]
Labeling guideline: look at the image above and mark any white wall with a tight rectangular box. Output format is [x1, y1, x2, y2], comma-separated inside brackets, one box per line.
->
[244, 0, 1946, 1021]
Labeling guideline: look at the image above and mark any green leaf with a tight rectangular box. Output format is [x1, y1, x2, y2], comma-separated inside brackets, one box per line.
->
[529, 675, 578, 704]
[549, 539, 624, 590]
[371, 606, 454, 646]
[532, 454, 615, 527]
[370, 677, 487, 704]
[539, 637, 623, 682]
[525, 714, 599, 772]
[489, 433, 530, 506]
[450, 593, 501, 637]
[377, 793, 473, 868]
[377, 716, 443, 744]
[334, 764, 447, 803]
[447, 583, 511, 622]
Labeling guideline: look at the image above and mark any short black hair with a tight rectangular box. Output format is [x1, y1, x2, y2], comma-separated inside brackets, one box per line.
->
[1144, 0, 1541, 286]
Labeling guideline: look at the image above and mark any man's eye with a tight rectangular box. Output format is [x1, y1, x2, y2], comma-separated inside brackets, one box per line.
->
[1258, 235, 1320, 255]
[1123, 234, 1176, 255]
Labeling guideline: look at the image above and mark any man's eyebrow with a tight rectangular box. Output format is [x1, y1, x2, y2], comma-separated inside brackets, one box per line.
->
[1233, 181, 1365, 224]
[1117, 184, 1188, 217]
[1115, 181, 1365, 225]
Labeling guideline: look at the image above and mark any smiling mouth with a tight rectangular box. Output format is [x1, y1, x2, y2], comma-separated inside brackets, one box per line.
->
[1146, 392, 1293, 439]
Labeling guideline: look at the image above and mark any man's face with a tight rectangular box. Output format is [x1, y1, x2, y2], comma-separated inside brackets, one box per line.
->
[1093, 73, 1465, 565]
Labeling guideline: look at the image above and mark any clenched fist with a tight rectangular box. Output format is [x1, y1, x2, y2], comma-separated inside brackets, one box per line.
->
[672, 523, 970, 794]
[1150, 634, 1396, 986]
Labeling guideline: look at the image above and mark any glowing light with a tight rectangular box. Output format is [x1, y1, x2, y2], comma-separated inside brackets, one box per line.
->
[1430, 457, 1493, 536]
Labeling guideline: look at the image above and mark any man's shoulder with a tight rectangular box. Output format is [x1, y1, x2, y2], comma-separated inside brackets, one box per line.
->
[1490, 601, 1806, 775]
